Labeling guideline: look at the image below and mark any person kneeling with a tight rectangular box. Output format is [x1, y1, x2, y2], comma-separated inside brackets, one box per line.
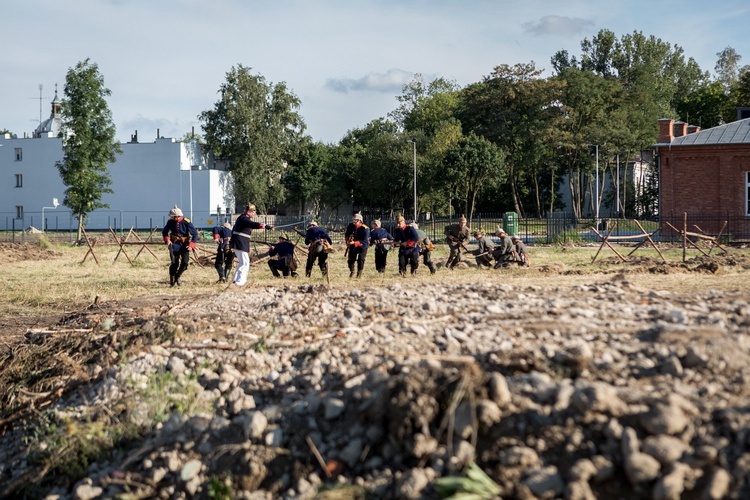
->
[267, 235, 298, 278]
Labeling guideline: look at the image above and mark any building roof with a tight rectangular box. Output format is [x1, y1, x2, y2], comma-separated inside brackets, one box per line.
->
[670, 118, 750, 146]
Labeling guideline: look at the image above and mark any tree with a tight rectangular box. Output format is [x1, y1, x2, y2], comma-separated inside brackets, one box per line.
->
[715, 46, 742, 90]
[441, 133, 504, 222]
[200, 65, 306, 211]
[56, 59, 121, 241]
[457, 62, 564, 217]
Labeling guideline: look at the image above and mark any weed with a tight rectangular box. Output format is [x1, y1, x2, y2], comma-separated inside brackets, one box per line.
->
[207, 474, 233, 499]
[128, 368, 214, 425]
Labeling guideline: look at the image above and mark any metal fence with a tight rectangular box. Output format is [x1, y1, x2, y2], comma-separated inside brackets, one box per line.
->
[2, 210, 748, 246]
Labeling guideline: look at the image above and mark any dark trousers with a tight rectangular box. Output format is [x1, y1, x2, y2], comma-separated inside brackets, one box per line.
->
[421, 250, 436, 274]
[169, 248, 190, 278]
[347, 247, 368, 274]
[374, 245, 389, 273]
[215, 248, 234, 279]
[268, 259, 291, 277]
[306, 251, 328, 276]
[446, 243, 462, 268]
[399, 250, 419, 275]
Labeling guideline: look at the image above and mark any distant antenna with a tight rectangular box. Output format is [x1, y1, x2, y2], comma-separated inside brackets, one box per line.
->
[28, 84, 49, 132]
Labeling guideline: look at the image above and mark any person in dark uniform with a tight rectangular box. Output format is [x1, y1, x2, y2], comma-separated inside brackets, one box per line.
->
[304, 221, 332, 278]
[511, 234, 530, 268]
[444, 215, 470, 269]
[369, 219, 393, 274]
[344, 210, 361, 246]
[392, 216, 420, 277]
[492, 227, 514, 268]
[268, 235, 298, 278]
[347, 213, 370, 278]
[412, 222, 436, 274]
[473, 230, 496, 268]
[230, 203, 272, 286]
[212, 221, 234, 282]
[162, 205, 198, 287]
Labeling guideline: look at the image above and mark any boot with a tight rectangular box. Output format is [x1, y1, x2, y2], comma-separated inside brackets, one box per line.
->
[356, 269, 363, 278]
[399, 268, 406, 278]
[429, 264, 436, 275]
[305, 268, 312, 278]
[411, 268, 418, 276]
[349, 266, 355, 278]
[170, 275, 176, 287]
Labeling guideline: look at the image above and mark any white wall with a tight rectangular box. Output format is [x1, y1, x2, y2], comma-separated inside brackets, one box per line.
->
[0, 133, 234, 231]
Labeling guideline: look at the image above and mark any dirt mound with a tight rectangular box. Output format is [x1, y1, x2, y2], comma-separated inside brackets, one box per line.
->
[0, 243, 62, 265]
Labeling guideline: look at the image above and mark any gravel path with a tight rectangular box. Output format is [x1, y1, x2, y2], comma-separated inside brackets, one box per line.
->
[2, 278, 750, 499]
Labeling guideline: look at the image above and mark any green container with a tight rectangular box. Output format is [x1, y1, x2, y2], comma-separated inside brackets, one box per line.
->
[503, 211, 518, 237]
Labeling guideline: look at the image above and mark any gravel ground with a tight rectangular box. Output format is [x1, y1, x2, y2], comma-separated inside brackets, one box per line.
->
[2, 271, 750, 499]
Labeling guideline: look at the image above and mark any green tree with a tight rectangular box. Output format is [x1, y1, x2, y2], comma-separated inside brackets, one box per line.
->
[676, 80, 730, 128]
[441, 133, 504, 221]
[200, 65, 306, 211]
[283, 139, 328, 214]
[56, 58, 121, 241]
[715, 46, 742, 90]
[457, 62, 564, 217]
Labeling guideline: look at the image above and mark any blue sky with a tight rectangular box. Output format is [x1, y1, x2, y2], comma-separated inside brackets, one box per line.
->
[1, 0, 748, 144]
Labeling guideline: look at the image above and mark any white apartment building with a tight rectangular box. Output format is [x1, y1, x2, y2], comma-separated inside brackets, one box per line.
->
[0, 92, 234, 232]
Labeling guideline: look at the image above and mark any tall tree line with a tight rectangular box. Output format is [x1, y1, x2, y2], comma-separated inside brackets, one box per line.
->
[199, 32, 748, 220]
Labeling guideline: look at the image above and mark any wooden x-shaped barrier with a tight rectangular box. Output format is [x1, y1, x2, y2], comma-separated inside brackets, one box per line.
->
[590, 220, 666, 263]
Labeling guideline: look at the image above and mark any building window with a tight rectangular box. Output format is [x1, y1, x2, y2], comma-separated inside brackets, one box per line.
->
[16, 206, 24, 219]
[15, 174, 22, 188]
[747, 172, 750, 216]
[15, 148, 22, 161]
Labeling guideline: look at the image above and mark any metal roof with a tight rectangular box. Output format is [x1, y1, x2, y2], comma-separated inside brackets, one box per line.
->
[670, 118, 750, 146]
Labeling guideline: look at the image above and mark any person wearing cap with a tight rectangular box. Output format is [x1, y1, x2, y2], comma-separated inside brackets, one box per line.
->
[392, 216, 420, 276]
[347, 213, 370, 278]
[369, 219, 392, 274]
[444, 215, 470, 269]
[412, 222, 436, 275]
[230, 203, 273, 286]
[267, 235, 298, 278]
[511, 234, 530, 268]
[212, 221, 234, 283]
[473, 230, 496, 268]
[344, 210, 361, 246]
[162, 205, 198, 287]
[492, 227, 514, 269]
[304, 220, 333, 278]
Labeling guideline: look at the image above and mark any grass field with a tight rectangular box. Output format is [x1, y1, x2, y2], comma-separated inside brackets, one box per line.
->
[1, 237, 748, 319]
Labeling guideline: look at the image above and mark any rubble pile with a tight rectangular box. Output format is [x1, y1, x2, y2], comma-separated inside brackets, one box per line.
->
[2, 279, 750, 499]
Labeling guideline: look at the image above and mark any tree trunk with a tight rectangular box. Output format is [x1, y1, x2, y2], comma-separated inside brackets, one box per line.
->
[77, 213, 84, 243]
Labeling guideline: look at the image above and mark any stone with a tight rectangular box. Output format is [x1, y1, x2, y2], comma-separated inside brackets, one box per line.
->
[642, 435, 686, 466]
[524, 466, 564, 498]
[324, 398, 346, 420]
[488, 372, 512, 408]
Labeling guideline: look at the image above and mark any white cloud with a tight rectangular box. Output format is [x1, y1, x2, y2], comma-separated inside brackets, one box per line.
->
[326, 69, 415, 94]
[523, 15, 595, 36]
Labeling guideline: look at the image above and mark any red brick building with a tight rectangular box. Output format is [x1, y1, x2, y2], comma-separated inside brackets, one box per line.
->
[655, 118, 750, 239]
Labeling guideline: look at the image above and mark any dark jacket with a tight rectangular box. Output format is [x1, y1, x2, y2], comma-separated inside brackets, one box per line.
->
[350, 225, 371, 249]
[393, 225, 420, 254]
[305, 226, 332, 245]
[212, 226, 232, 250]
[370, 227, 393, 248]
[230, 214, 264, 252]
[162, 219, 198, 252]
[269, 241, 296, 259]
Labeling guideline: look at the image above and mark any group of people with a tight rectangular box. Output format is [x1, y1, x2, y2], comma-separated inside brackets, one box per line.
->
[161, 206, 529, 286]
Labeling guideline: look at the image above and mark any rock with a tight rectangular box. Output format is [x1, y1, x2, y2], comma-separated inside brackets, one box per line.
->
[622, 428, 661, 485]
[74, 482, 103, 500]
[571, 382, 627, 416]
[477, 400, 502, 427]
[488, 372, 512, 408]
[566, 480, 596, 500]
[166, 356, 186, 375]
[396, 468, 430, 499]
[640, 403, 689, 436]
[180, 459, 202, 481]
[701, 467, 731, 499]
[324, 398, 346, 420]
[642, 435, 686, 466]
[652, 463, 687, 500]
[524, 466, 564, 498]
[501, 446, 540, 467]
[242, 411, 268, 440]
[339, 438, 364, 467]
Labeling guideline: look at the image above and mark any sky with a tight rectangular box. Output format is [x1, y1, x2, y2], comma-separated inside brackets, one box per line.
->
[2, 0, 749, 145]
